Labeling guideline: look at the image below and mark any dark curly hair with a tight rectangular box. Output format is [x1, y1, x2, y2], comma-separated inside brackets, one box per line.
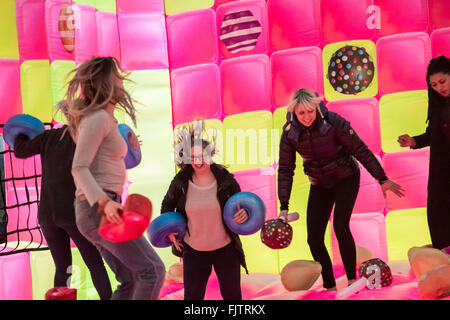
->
[426, 56, 450, 121]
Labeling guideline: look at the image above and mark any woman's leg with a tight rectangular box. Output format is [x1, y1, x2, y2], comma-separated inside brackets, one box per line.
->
[61, 220, 112, 300]
[332, 172, 360, 283]
[306, 185, 336, 289]
[40, 220, 72, 287]
[213, 243, 242, 300]
[183, 243, 213, 300]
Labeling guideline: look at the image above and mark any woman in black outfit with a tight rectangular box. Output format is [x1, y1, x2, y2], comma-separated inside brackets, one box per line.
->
[277, 89, 404, 290]
[398, 56, 450, 250]
[13, 102, 112, 300]
[161, 122, 248, 300]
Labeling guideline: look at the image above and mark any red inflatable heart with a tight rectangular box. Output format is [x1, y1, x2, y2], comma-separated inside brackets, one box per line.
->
[98, 194, 152, 243]
[45, 287, 77, 300]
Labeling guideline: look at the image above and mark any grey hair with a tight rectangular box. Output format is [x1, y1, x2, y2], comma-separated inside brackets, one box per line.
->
[285, 88, 325, 131]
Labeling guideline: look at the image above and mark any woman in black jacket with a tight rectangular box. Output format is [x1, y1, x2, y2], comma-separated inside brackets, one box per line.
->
[398, 56, 450, 250]
[161, 122, 248, 300]
[13, 102, 112, 300]
[278, 88, 404, 290]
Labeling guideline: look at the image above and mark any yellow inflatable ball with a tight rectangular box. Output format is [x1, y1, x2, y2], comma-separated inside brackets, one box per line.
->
[418, 264, 450, 300]
[408, 247, 450, 279]
[166, 262, 183, 283]
[280, 260, 322, 291]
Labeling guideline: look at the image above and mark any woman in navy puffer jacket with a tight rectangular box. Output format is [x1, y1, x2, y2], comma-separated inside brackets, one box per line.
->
[277, 88, 404, 291]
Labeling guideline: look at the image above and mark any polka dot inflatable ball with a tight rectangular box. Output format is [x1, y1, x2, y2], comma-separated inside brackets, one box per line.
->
[327, 45, 375, 95]
[260, 218, 293, 249]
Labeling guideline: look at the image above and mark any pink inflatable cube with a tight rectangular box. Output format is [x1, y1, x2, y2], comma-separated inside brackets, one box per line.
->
[220, 54, 271, 115]
[118, 13, 168, 70]
[96, 11, 120, 59]
[271, 47, 324, 109]
[374, 0, 429, 37]
[116, 0, 165, 15]
[428, 0, 450, 30]
[170, 63, 222, 126]
[354, 157, 385, 214]
[72, 3, 98, 65]
[326, 98, 381, 154]
[16, 0, 49, 60]
[377, 33, 431, 95]
[431, 28, 450, 59]
[0, 252, 33, 300]
[233, 167, 277, 220]
[216, 0, 269, 60]
[166, 9, 218, 70]
[267, 0, 322, 50]
[0, 59, 22, 130]
[383, 149, 429, 211]
[331, 212, 388, 266]
[321, 0, 376, 44]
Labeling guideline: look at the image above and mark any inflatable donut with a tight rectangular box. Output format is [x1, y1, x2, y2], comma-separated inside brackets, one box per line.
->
[223, 192, 266, 235]
[118, 123, 142, 169]
[3, 114, 45, 148]
[98, 194, 152, 243]
[148, 212, 187, 248]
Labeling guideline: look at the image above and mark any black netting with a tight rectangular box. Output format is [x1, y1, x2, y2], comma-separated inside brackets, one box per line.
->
[0, 123, 50, 256]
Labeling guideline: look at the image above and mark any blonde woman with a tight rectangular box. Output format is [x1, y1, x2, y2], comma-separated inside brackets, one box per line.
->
[65, 56, 165, 300]
[277, 88, 404, 291]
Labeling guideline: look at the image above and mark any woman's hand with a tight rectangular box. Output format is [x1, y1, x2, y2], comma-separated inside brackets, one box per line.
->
[381, 180, 405, 198]
[279, 209, 289, 222]
[233, 204, 248, 224]
[398, 134, 416, 148]
[103, 200, 124, 224]
[168, 232, 183, 252]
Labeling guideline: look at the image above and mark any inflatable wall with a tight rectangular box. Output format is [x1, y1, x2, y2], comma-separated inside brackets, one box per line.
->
[1, 0, 449, 299]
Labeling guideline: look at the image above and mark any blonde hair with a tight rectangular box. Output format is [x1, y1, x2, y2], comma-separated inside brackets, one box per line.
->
[64, 56, 137, 137]
[288, 88, 323, 114]
[173, 120, 218, 169]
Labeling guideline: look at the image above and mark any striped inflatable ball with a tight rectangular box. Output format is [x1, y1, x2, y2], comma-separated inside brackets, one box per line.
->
[58, 3, 75, 52]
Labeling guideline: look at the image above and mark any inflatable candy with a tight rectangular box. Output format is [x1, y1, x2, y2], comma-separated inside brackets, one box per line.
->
[45, 287, 77, 300]
[148, 212, 187, 248]
[98, 194, 152, 243]
[118, 123, 142, 169]
[408, 246, 450, 279]
[261, 218, 293, 250]
[223, 192, 266, 235]
[418, 264, 450, 300]
[280, 260, 322, 291]
[3, 114, 45, 149]
[58, 3, 75, 52]
[337, 258, 392, 299]
[327, 45, 375, 95]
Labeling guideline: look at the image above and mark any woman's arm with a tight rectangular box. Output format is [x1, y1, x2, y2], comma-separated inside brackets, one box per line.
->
[160, 178, 180, 214]
[13, 132, 47, 159]
[277, 129, 297, 211]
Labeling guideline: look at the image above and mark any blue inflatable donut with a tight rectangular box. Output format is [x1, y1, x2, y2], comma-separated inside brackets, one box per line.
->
[118, 124, 142, 169]
[223, 192, 266, 235]
[147, 212, 187, 248]
[3, 114, 45, 148]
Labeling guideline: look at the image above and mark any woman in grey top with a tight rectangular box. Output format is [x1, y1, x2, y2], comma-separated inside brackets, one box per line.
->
[65, 56, 165, 300]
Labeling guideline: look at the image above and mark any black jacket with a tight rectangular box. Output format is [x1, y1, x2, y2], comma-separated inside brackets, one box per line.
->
[278, 102, 387, 211]
[161, 163, 248, 273]
[13, 126, 77, 224]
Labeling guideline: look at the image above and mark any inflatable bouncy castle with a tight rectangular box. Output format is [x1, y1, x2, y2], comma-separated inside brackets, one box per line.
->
[1, 0, 449, 300]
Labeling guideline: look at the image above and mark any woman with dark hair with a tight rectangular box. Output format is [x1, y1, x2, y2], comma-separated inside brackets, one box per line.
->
[398, 55, 450, 250]
[161, 121, 248, 300]
[66, 56, 166, 300]
[278, 88, 404, 291]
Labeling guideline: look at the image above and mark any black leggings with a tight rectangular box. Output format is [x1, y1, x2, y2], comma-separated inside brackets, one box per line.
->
[306, 171, 360, 289]
[182, 242, 242, 300]
[40, 219, 112, 300]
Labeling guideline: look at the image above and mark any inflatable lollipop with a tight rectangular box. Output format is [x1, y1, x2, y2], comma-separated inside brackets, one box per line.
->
[337, 258, 392, 299]
[98, 194, 152, 243]
[260, 212, 298, 250]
